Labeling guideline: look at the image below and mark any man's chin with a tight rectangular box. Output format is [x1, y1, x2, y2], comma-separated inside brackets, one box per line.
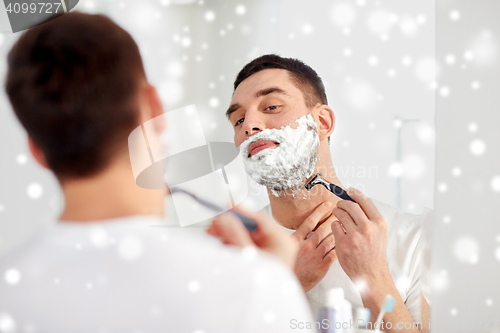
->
[267, 183, 308, 198]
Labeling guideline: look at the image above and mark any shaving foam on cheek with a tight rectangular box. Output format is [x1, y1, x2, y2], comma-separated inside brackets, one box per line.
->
[239, 115, 320, 196]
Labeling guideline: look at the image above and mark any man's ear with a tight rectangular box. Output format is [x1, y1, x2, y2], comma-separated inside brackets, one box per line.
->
[145, 84, 165, 134]
[316, 105, 335, 141]
[28, 137, 50, 170]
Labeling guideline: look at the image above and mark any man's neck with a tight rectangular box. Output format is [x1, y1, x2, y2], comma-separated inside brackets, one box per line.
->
[59, 156, 166, 222]
[268, 164, 345, 230]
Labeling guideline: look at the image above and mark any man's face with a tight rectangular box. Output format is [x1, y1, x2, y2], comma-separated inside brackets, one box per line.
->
[228, 68, 313, 153]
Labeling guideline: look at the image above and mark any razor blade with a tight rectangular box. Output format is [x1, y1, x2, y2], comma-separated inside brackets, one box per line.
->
[305, 173, 355, 202]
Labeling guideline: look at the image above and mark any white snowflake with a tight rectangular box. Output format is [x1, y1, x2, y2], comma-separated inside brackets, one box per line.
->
[449, 10, 461, 21]
[471, 81, 481, 90]
[368, 55, 379, 66]
[4, 268, 21, 285]
[445, 54, 456, 65]
[491, 176, 500, 192]
[437, 183, 448, 192]
[0, 313, 16, 333]
[451, 167, 462, 177]
[439, 86, 450, 97]
[27, 183, 43, 199]
[470, 139, 486, 155]
[453, 237, 479, 264]
[331, 2, 357, 27]
[235, 4, 246, 16]
[468, 122, 478, 132]
[117, 236, 144, 261]
[204, 11, 215, 22]
[16, 154, 27, 165]
[188, 280, 200, 293]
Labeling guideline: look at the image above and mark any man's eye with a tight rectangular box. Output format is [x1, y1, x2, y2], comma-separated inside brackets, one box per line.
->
[235, 118, 244, 126]
[265, 105, 279, 111]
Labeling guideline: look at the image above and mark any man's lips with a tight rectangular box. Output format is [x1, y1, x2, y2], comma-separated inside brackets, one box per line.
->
[248, 140, 279, 157]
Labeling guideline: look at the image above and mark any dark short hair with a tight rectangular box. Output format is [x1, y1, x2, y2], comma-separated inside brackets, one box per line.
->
[5, 12, 146, 179]
[233, 54, 328, 108]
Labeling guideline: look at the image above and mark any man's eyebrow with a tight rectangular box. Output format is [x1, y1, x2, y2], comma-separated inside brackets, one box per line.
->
[254, 87, 289, 99]
[226, 103, 241, 119]
[226, 87, 288, 120]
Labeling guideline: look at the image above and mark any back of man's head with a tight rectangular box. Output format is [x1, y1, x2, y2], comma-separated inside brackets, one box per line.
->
[6, 12, 146, 180]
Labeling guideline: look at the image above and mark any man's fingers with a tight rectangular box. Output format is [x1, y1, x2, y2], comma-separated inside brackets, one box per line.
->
[230, 204, 291, 250]
[331, 219, 346, 238]
[207, 213, 255, 247]
[317, 233, 335, 258]
[206, 225, 218, 237]
[294, 202, 333, 241]
[332, 207, 356, 233]
[336, 200, 369, 228]
[230, 204, 278, 234]
[346, 188, 383, 222]
[323, 245, 337, 263]
[308, 214, 336, 246]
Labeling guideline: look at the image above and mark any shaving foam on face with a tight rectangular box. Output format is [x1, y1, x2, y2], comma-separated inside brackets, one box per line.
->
[239, 114, 320, 197]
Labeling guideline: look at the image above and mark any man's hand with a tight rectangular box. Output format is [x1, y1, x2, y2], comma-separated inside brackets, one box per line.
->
[291, 202, 338, 293]
[331, 189, 423, 333]
[330, 188, 389, 284]
[207, 206, 298, 270]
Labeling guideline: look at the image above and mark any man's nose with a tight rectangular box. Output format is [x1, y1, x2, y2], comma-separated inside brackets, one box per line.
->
[242, 112, 264, 137]
[246, 127, 261, 136]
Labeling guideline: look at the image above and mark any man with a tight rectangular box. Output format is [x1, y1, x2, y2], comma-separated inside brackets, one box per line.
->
[0, 14, 315, 332]
[226, 54, 430, 332]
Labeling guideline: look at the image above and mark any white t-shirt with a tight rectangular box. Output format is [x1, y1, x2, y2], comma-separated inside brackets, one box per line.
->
[264, 198, 427, 323]
[0, 215, 315, 333]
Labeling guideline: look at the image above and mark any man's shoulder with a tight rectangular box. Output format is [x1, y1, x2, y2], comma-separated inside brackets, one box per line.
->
[371, 198, 428, 270]
[0, 218, 308, 332]
[370, 198, 428, 231]
[368, 198, 429, 266]
[0, 216, 292, 283]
